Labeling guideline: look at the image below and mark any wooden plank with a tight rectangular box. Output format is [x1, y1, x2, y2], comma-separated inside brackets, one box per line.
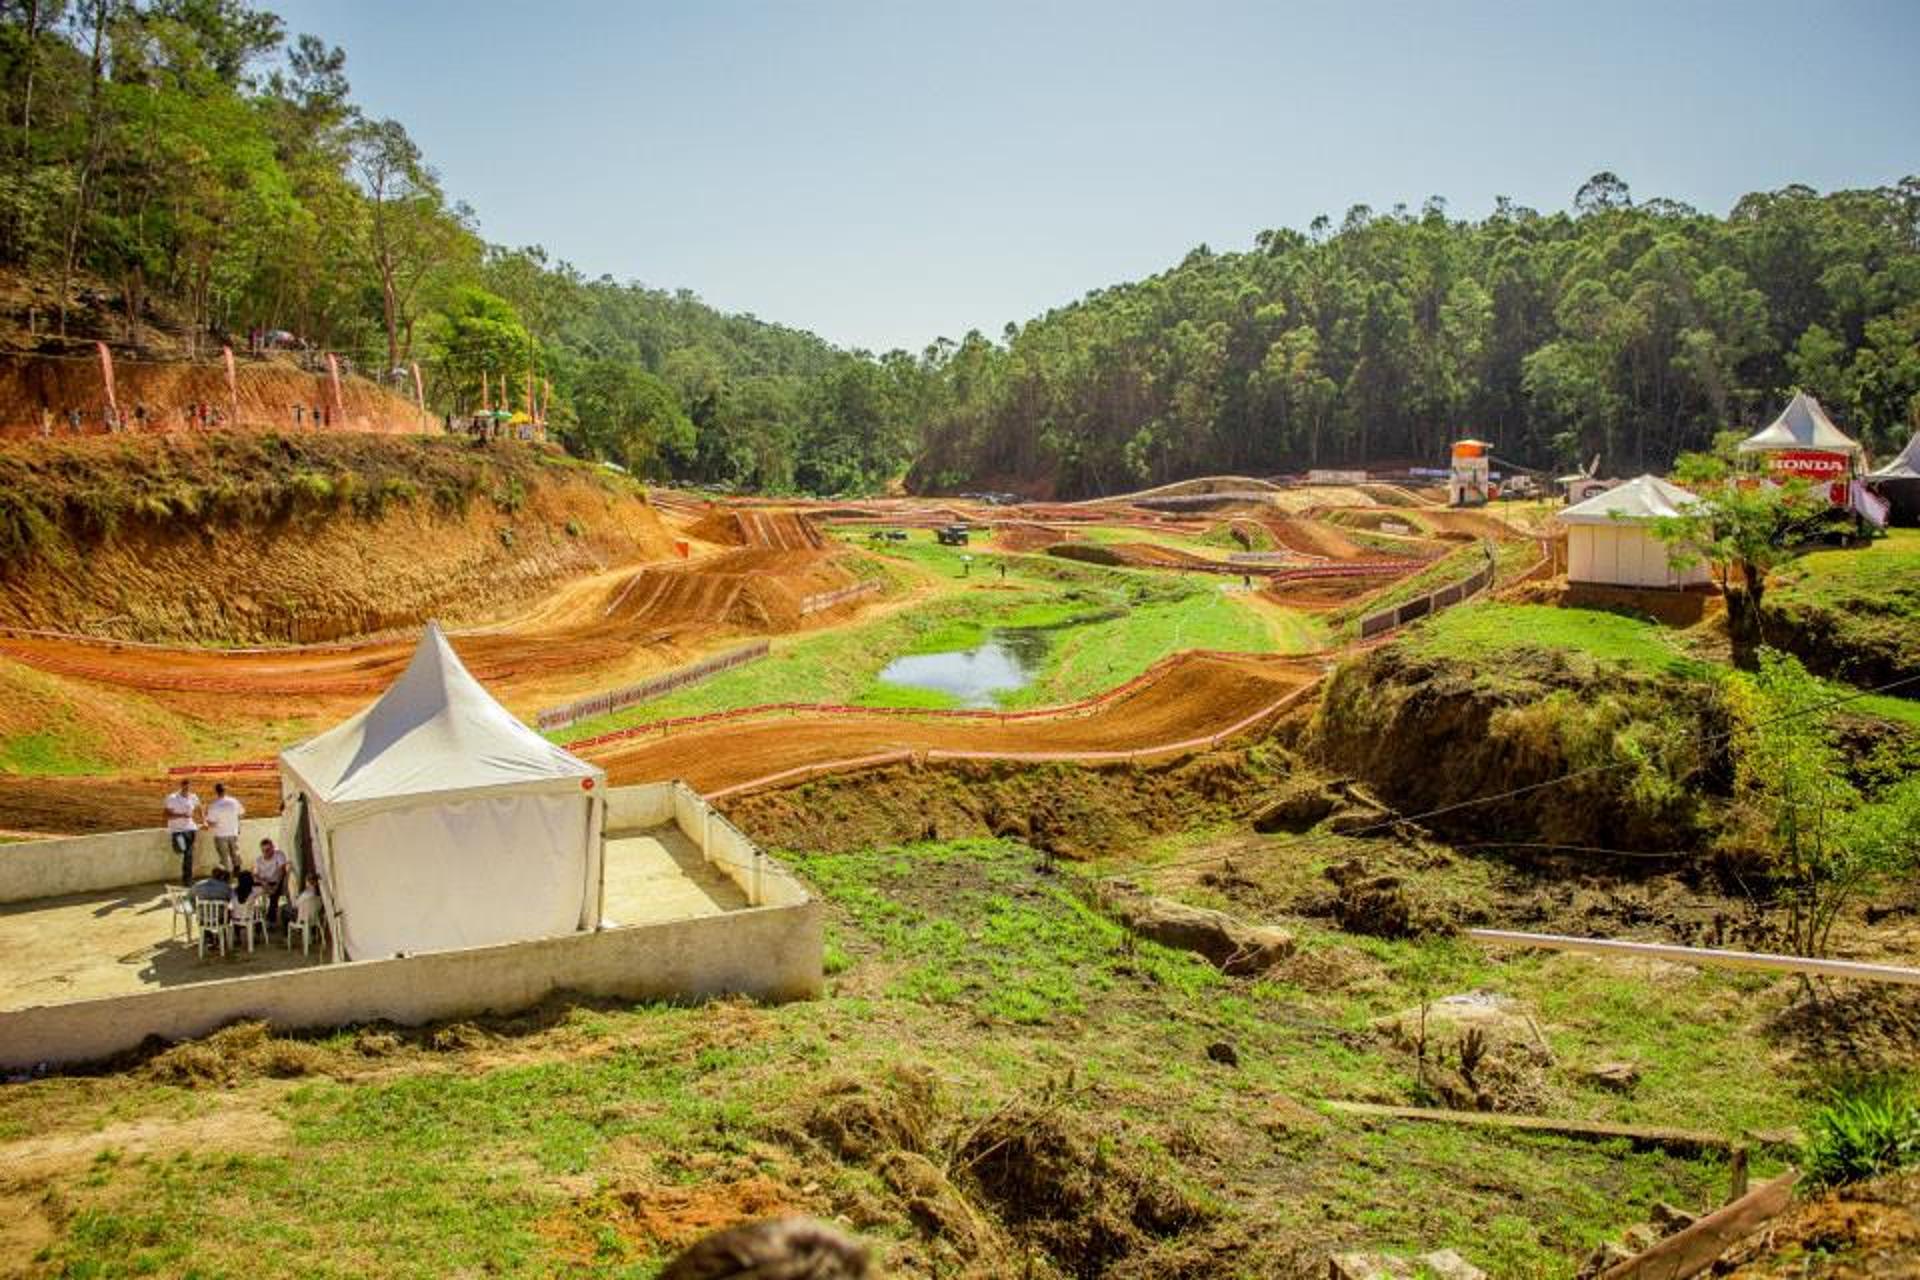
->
[1468, 929, 1920, 987]
[1597, 1170, 1799, 1280]
[1317, 1100, 1732, 1156]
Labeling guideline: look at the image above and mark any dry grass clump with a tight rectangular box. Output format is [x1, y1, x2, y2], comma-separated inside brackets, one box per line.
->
[141, 1020, 326, 1085]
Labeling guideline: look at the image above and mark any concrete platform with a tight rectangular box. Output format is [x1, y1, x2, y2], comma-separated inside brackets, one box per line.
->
[602, 824, 749, 925]
[0, 823, 747, 1013]
[0, 885, 325, 1012]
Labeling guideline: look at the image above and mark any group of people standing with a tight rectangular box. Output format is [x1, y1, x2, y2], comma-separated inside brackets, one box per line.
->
[164, 778, 316, 933]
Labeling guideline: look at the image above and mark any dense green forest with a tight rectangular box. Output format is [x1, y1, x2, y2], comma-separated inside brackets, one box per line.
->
[4, 1, 1918, 497]
[913, 178, 1920, 496]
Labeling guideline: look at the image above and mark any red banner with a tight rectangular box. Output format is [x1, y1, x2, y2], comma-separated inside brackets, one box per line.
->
[1765, 450, 1850, 504]
[96, 342, 118, 422]
[222, 345, 239, 425]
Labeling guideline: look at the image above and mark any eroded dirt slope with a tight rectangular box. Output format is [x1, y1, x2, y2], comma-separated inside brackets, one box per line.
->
[0, 433, 679, 644]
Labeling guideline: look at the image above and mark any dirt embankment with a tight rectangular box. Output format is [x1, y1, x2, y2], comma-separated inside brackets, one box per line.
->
[1306, 644, 1726, 851]
[0, 351, 428, 437]
[0, 433, 677, 644]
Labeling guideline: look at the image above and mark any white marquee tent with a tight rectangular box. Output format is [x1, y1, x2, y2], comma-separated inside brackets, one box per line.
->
[1558, 474, 1710, 588]
[279, 622, 605, 962]
[1737, 391, 1864, 458]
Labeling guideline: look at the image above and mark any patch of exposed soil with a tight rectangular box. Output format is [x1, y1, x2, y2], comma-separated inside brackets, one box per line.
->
[1309, 643, 1723, 850]
[0, 433, 680, 645]
[957, 1103, 1216, 1278]
[725, 746, 1302, 858]
[1722, 1170, 1920, 1278]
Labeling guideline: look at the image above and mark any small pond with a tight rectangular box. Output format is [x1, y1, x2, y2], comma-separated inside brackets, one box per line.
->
[875, 627, 1053, 707]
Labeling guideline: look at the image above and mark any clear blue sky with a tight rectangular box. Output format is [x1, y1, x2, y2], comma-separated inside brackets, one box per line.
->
[273, 0, 1919, 354]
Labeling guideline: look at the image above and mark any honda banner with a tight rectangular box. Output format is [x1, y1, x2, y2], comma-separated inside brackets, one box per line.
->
[1764, 450, 1850, 504]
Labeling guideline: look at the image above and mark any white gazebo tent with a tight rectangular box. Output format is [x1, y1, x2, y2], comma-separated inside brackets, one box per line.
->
[1558, 474, 1710, 588]
[1867, 433, 1920, 526]
[279, 622, 605, 962]
[1736, 390, 1865, 459]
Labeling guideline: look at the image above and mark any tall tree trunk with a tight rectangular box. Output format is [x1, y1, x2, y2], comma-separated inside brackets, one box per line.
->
[18, 0, 40, 160]
[58, 0, 111, 338]
[380, 265, 399, 372]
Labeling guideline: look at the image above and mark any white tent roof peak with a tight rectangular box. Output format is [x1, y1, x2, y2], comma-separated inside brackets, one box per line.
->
[1738, 391, 1863, 456]
[1558, 474, 1704, 525]
[280, 621, 600, 814]
[1868, 433, 1920, 481]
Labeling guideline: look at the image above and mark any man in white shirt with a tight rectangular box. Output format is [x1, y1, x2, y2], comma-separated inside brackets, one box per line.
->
[205, 782, 246, 875]
[163, 778, 203, 886]
[253, 838, 291, 926]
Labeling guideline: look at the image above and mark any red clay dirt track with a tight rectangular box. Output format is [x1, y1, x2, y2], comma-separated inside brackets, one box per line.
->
[0, 652, 1320, 834]
[0, 547, 855, 698]
[589, 651, 1319, 793]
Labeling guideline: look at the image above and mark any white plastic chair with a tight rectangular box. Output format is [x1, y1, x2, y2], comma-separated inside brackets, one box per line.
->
[287, 895, 325, 956]
[194, 898, 232, 959]
[230, 895, 267, 952]
[164, 886, 194, 940]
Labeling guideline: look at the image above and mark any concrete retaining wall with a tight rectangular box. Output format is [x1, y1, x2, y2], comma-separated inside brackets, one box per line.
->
[1, 899, 822, 1070]
[0, 816, 282, 903]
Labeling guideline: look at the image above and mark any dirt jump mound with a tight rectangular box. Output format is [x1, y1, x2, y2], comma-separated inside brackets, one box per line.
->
[684, 508, 825, 551]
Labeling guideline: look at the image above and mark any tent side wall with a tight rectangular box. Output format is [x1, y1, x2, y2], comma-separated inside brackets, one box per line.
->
[325, 789, 595, 960]
[1566, 523, 1706, 587]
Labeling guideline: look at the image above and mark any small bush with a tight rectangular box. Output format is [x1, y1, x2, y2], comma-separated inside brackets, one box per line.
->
[288, 470, 335, 507]
[1803, 1077, 1920, 1187]
[564, 517, 584, 538]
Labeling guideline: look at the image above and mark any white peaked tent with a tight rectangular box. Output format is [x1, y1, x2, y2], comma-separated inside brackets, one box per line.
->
[279, 622, 605, 962]
[1868, 433, 1920, 525]
[1558, 474, 1709, 588]
[1737, 391, 1864, 458]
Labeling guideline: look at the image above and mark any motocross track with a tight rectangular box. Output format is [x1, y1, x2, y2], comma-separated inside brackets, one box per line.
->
[0, 652, 1320, 833]
[0, 547, 858, 700]
[587, 651, 1318, 792]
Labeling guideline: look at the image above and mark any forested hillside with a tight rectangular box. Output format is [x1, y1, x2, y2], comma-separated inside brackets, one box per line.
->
[913, 177, 1920, 496]
[4, 2, 1917, 499]
[0, 0, 918, 491]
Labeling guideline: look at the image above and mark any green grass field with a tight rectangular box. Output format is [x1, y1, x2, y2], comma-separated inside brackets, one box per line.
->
[1401, 602, 1713, 678]
[1770, 528, 1920, 613]
[13, 837, 1810, 1279]
[560, 536, 1321, 735]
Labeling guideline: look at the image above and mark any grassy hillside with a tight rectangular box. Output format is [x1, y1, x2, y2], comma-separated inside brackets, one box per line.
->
[8, 836, 1824, 1280]
[1764, 530, 1920, 691]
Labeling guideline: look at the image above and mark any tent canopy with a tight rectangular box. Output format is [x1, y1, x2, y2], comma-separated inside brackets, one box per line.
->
[281, 621, 601, 825]
[279, 623, 605, 961]
[1868, 434, 1920, 482]
[1738, 391, 1863, 457]
[1557, 474, 1702, 526]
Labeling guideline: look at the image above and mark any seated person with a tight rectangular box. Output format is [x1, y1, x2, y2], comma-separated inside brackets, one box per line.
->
[189, 867, 234, 948]
[254, 838, 291, 924]
[292, 874, 322, 923]
[190, 866, 234, 903]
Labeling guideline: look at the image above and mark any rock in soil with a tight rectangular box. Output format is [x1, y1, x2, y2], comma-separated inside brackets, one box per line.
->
[1205, 1040, 1240, 1067]
[1582, 1061, 1643, 1093]
[1100, 889, 1295, 974]
[1328, 1247, 1487, 1279]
